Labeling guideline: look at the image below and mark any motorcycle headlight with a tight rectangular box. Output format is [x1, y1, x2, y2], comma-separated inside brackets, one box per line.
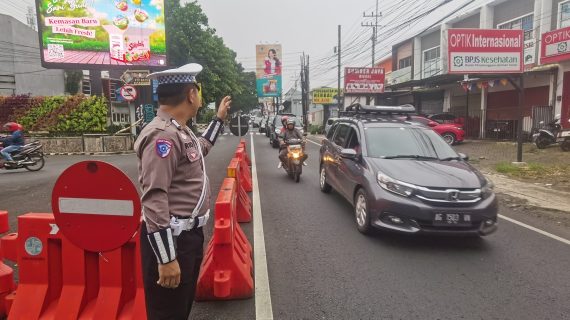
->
[377, 172, 415, 197]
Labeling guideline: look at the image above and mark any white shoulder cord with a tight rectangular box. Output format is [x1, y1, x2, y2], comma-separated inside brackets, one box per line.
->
[187, 128, 208, 219]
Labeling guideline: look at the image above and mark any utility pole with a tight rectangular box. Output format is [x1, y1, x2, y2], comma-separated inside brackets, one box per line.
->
[300, 53, 307, 131]
[362, 0, 381, 67]
[337, 25, 342, 110]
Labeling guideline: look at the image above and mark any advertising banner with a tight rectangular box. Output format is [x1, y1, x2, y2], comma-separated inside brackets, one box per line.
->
[312, 88, 340, 105]
[256, 44, 282, 97]
[36, 0, 167, 69]
[344, 67, 385, 94]
[541, 26, 570, 64]
[447, 29, 524, 74]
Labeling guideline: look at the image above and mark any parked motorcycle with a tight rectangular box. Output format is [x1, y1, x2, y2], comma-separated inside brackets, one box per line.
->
[0, 140, 45, 171]
[282, 138, 305, 183]
[533, 117, 561, 149]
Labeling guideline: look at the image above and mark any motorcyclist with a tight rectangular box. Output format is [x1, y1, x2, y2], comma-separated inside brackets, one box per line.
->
[278, 118, 308, 168]
[0, 122, 24, 164]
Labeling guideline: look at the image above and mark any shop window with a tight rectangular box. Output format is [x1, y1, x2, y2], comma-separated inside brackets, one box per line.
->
[398, 56, 412, 69]
[560, 1, 570, 28]
[423, 46, 441, 78]
[497, 14, 533, 41]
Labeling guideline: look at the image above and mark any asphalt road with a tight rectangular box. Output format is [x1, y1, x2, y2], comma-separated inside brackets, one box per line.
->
[1, 131, 570, 320]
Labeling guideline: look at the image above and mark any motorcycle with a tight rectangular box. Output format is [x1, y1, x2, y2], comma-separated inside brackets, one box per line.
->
[282, 138, 305, 183]
[533, 117, 561, 149]
[0, 140, 45, 171]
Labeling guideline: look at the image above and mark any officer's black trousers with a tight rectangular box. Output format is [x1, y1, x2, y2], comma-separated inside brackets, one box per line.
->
[140, 222, 204, 320]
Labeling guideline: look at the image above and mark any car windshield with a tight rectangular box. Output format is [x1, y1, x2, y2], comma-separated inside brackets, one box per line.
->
[364, 127, 458, 160]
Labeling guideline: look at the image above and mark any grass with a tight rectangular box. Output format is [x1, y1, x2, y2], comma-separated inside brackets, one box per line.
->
[496, 162, 570, 180]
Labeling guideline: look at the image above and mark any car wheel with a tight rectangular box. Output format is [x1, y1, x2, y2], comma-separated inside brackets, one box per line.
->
[442, 132, 456, 145]
[319, 165, 332, 193]
[272, 139, 279, 148]
[561, 139, 570, 152]
[354, 189, 372, 234]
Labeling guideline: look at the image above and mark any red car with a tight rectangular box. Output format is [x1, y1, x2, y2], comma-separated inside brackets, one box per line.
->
[400, 115, 465, 145]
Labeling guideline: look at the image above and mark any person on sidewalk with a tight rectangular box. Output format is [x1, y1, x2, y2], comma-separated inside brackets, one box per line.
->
[0, 122, 25, 164]
[135, 63, 231, 320]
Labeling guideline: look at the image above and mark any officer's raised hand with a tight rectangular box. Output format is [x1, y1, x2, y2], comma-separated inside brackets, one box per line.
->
[217, 96, 232, 119]
[158, 259, 181, 289]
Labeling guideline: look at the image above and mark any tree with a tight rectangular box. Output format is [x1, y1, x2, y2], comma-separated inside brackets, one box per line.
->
[165, 0, 256, 112]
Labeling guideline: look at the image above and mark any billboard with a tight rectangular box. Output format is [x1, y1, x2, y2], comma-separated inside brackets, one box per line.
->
[256, 44, 282, 97]
[312, 88, 340, 105]
[541, 26, 570, 64]
[36, 0, 167, 69]
[447, 29, 524, 74]
[344, 67, 385, 94]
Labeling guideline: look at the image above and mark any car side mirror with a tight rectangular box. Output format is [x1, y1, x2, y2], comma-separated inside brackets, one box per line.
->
[428, 121, 438, 127]
[340, 148, 358, 159]
[458, 152, 469, 161]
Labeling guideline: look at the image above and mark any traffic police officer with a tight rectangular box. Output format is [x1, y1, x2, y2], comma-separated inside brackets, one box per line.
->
[135, 63, 231, 319]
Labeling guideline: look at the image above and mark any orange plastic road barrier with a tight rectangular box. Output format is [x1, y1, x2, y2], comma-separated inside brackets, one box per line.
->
[0, 211, 14, 319]
[227, 158, 252, 223]
[1, 213, 147, 320]
[234, 148, 253, 193]
[196, 178, 253, 301]
[239, 139, 251, 167]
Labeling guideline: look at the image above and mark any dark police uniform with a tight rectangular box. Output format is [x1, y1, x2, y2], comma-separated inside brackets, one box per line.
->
[135, 64, 224, 319]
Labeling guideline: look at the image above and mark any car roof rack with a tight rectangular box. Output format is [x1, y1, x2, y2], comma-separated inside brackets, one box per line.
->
[339, 103, 416, 119]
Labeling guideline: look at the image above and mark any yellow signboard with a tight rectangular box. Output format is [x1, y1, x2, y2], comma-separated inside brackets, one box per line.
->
[312, 88, 341, 104]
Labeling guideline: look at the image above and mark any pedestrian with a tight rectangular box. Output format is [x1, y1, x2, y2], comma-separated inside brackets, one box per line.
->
[135, 63, 231, 319]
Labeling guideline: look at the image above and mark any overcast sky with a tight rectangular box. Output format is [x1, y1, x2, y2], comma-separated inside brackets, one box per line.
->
[1, 0, 428, 91]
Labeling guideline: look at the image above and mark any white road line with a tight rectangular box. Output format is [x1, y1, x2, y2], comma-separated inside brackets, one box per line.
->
[498, 215, 570, 246]
[306, 137, 570, 246]
[251, 134, 274, 320]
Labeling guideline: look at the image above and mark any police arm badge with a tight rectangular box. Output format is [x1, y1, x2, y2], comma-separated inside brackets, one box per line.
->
[156, 139, 173, 158]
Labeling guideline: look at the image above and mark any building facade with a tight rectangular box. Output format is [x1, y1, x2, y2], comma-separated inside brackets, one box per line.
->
[385, 0, 570, 139]
[0, 14, 65, 96]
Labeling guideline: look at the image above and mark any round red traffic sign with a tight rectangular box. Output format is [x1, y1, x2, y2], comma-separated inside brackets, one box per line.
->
[52, 161, 141, 252]
[120, 85, 138, 101]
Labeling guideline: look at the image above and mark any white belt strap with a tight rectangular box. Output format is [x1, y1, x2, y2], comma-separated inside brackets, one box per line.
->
[169, 210, 210, 236]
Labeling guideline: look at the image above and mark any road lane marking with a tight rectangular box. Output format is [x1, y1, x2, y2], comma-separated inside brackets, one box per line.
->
[305, 137, 570, 246]
[498, 214, 570, 246]
[251, 134, 274, 320]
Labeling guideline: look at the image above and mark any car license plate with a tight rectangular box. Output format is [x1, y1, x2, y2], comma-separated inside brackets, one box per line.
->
[433, 212, 471, 226]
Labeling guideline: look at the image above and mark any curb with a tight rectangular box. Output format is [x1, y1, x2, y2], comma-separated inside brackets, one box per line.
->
[46, 151, 135, 156]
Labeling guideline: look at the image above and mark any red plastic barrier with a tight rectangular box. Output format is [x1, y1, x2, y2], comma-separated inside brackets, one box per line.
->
[234, 148, 253, 193]
[195, 178, 253, 301]
[239, 139, 252, 167]
[0, 211, 14, 319]
[227, 158, 252, 223]
[1, 213, 146, 320]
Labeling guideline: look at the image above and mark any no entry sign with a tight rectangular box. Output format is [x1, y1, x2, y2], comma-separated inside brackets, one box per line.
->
[52, 161, 141, 252]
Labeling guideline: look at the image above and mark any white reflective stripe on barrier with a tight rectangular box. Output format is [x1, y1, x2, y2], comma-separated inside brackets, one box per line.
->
[58, 198, 134, 216]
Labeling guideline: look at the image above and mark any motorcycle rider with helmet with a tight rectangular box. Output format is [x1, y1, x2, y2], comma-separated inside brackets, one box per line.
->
[0, 122, 24, 164]
[278, 118, 308, 168]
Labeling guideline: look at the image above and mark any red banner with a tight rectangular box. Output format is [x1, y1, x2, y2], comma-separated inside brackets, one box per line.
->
[344, 67, 385, 94]
[541, 26, 570, 64]
[447, 29, 524, 74]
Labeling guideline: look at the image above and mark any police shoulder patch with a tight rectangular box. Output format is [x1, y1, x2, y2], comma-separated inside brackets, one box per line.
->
[155, 139, 173, 158]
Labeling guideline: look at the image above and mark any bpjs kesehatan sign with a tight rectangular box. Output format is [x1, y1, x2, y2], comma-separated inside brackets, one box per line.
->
[448, 29, 524, 74]
[344, 67, 385, 94]
[541, 26, 570, 64]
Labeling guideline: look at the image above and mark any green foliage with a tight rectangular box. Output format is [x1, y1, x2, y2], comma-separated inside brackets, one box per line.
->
[65, 70, 83, 94]
[13, 95, 108, 134]
[197, 108, 216, 124]
[53, 96, 108, 133]
[165, 0, 257, 112]
[309, 124, 323, 135]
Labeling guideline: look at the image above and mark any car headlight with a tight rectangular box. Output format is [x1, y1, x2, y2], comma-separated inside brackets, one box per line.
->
[481, 177, 494, 197]
[377, 172, 415, 197]
[456, 127, 464, 131]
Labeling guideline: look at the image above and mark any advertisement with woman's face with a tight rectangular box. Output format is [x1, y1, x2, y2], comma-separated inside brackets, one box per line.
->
[256, 44, 282, 97]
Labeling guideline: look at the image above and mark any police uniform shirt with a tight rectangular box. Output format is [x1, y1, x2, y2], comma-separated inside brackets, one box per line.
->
[135, 107, 223, 264]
